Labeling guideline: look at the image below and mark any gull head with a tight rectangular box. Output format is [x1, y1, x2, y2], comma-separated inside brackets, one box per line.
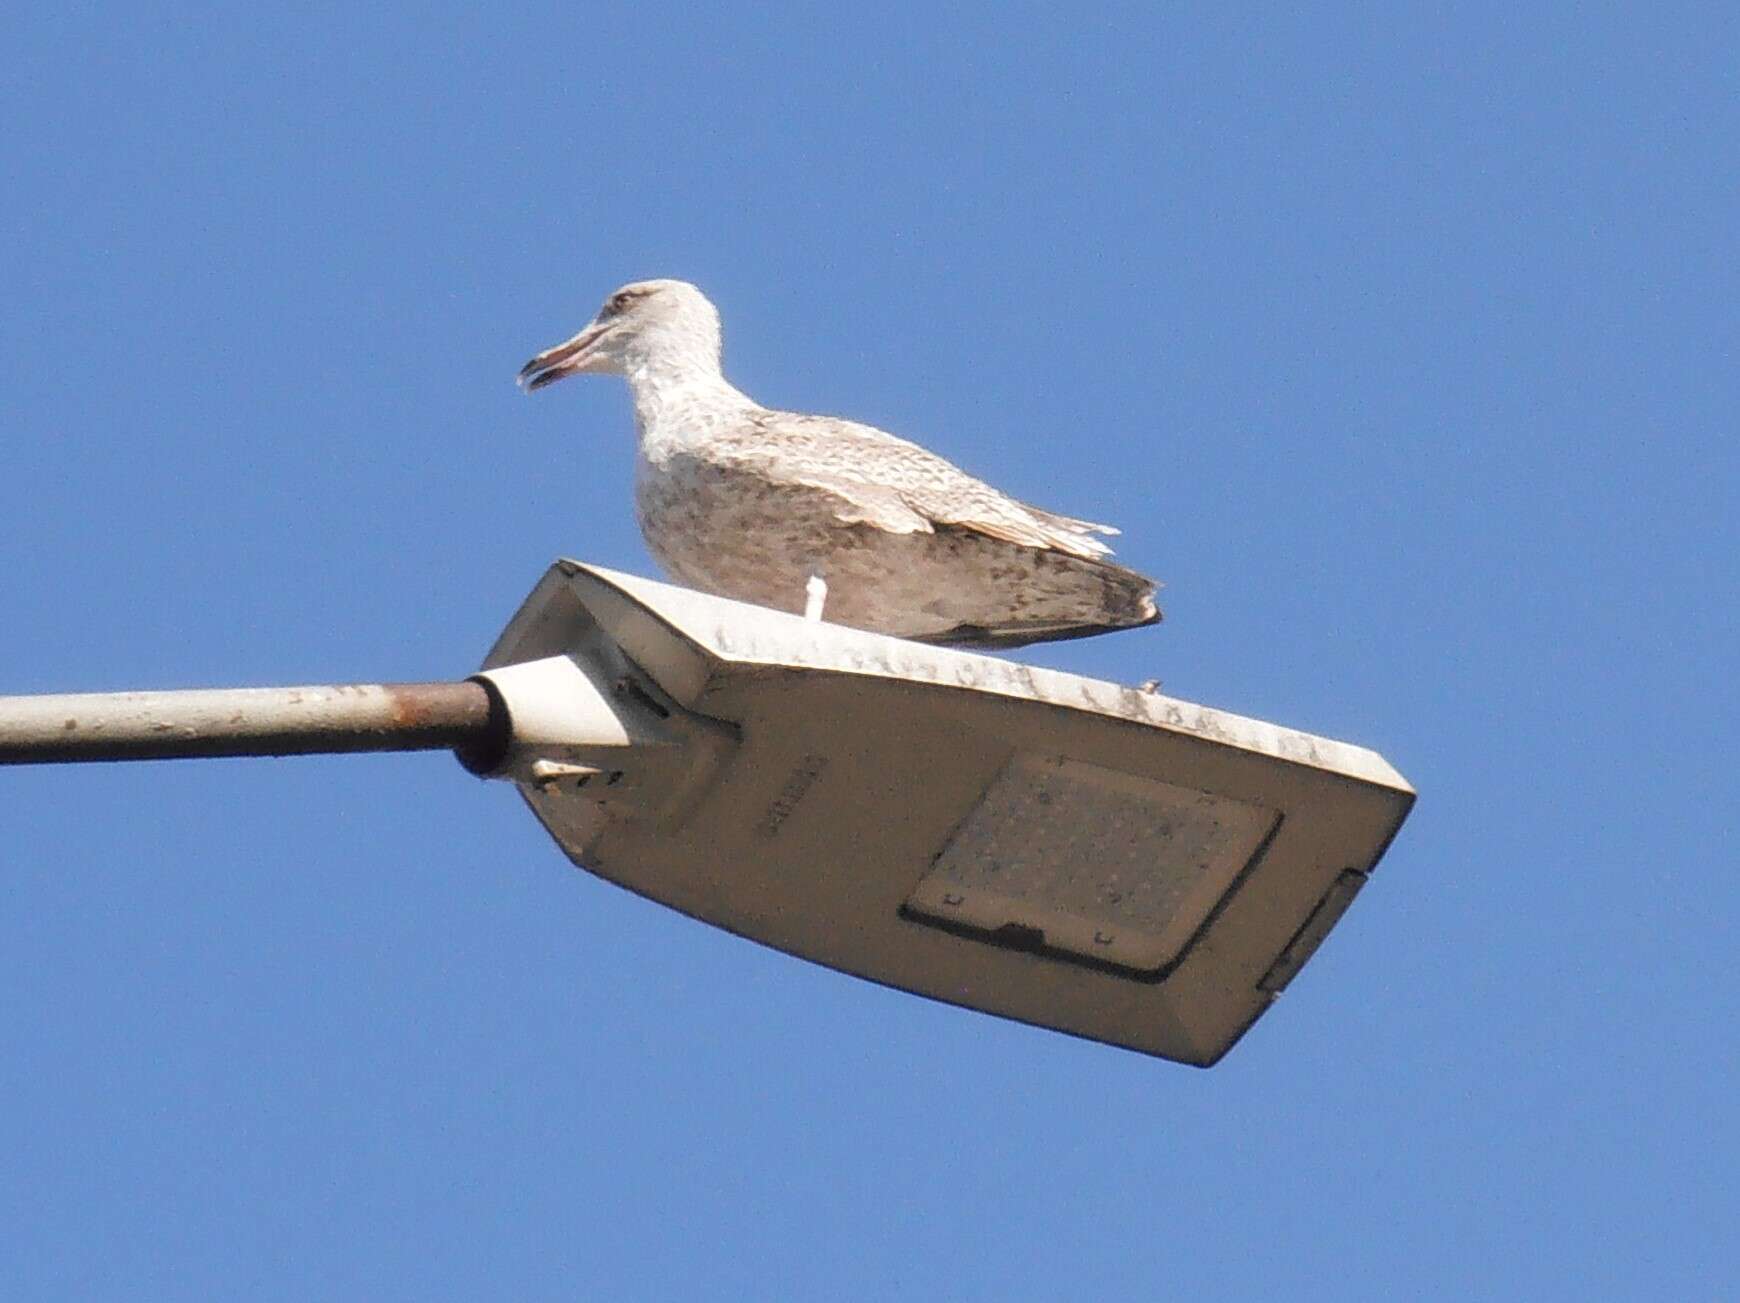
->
[518, 279, 724, 390]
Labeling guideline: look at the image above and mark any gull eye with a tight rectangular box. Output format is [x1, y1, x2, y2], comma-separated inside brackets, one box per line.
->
[606, 289, 641, 316]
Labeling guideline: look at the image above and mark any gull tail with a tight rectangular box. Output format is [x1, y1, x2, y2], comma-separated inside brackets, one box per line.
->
[910, 554, 1163, 651]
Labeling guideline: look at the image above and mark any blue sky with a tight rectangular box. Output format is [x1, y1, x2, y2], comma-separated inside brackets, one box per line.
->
[2, 4, 1734, 1298]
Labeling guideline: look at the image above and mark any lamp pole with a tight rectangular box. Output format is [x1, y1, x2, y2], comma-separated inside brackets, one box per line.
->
[0, 680, 507, 770]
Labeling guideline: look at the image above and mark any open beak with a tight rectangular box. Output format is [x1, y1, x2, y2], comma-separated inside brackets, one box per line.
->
[517, 319, 609, 391]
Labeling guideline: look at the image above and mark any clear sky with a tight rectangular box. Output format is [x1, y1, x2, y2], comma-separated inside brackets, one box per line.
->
[3, 4, 1734, 1298]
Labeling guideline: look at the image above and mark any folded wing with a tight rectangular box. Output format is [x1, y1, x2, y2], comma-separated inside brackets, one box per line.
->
[740, 409, 1123, 561]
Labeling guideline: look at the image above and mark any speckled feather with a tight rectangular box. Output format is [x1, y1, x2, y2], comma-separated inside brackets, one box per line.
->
[520, 279, 1161, 648]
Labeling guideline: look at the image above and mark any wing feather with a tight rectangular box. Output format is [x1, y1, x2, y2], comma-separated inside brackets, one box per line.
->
[734, 409, 1120, 560]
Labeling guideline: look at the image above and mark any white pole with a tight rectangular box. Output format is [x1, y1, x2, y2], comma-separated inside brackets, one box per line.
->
[0, 680, 505, 768]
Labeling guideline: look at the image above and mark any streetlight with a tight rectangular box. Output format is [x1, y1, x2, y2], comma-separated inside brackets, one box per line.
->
[1, 560, 1414, 1067]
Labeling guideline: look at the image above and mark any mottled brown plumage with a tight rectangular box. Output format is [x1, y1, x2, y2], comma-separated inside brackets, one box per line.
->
[519, 279, 1161, 648]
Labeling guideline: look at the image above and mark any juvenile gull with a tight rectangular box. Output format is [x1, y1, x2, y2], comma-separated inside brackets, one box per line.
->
[518, 279, 1161, 648]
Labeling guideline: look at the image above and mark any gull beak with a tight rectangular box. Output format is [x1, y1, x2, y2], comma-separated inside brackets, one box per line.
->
[517, 319, 610, 391]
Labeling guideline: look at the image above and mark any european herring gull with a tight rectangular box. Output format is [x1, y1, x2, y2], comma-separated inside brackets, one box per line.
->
[518, 279, 1161, 649]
